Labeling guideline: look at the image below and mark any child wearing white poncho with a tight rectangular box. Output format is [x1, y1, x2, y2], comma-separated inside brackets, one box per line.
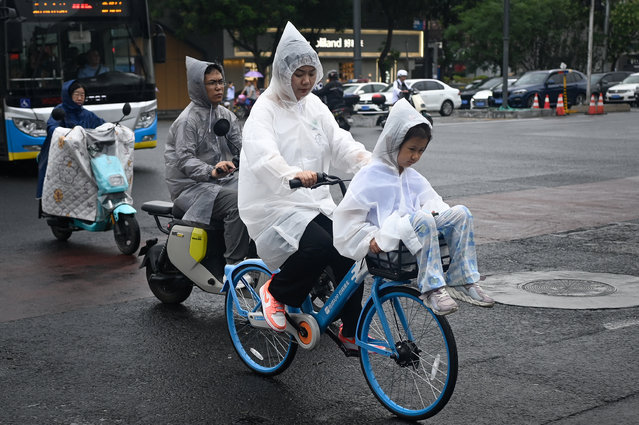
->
[333, 99, 494, 315]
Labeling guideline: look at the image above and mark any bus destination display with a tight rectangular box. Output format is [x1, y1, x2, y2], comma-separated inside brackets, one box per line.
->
[32, 1, 129, 17]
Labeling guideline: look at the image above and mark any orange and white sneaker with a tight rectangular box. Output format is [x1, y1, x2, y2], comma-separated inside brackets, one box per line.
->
[338, 325, 359, 351]
[259, 279, 287, 332]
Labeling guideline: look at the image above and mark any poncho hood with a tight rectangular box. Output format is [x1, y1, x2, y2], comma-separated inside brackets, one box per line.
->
[372, 98, 432, 169]
[61, 79, 84, 113]
[263, 21, 323, 109]
[186, 56, 225, 108]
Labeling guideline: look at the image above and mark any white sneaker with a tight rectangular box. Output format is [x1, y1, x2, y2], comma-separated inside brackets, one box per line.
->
[420, 287, 459, 316]
[448, 283, 495, 307]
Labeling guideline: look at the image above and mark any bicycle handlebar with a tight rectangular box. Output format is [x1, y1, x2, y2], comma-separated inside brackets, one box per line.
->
[289, 172, 348, 195]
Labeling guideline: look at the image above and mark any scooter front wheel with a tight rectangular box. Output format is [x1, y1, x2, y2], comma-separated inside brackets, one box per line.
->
[113, 213, 140, 255]
[50, 225, 72, 241]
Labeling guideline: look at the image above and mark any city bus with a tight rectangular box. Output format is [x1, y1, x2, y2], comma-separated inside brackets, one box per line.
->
[0, 0, 164, 161]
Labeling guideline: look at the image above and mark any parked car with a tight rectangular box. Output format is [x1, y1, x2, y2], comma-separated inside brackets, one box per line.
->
[460, 77, 502, 109]
[605, 73, 639, 106]
[590, 71, 632, 98]
[404, 79, 462, 116]
[471, 78, 517, 108]
[344, 82, 389, 97]
[353, 84, 393, 114]
[491, 69, 588, 108]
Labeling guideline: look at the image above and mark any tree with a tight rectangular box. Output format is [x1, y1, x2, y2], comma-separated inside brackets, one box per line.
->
[150, 0, 351, 78]
[607, 0, 639, 69]
[444, 0, 591, 74]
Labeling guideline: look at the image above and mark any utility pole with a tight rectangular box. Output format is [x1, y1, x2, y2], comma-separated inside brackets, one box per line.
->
[502, 0, 510, 109]
[353, 0, 362, 80]
[586, 0, 595, 101]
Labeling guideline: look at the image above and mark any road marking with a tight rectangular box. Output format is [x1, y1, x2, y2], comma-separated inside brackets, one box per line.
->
[603, 319, 639, 330]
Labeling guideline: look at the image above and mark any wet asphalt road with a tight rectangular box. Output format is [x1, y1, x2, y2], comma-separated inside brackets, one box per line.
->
[1, 110, 638, 424]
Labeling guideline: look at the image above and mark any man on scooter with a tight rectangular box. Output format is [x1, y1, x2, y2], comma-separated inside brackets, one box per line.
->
[164, 57, 250, 266]
[391, 69, 410, 104]
[313, 69, 345, 110]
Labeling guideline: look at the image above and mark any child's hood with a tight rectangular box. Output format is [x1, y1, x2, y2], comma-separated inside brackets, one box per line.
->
[372, 98, 432, 168]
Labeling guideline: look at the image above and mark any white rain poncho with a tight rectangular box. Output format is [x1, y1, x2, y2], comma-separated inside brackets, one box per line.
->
[238, 22, 371, 270]
[333, 99, 449, 260]
[164, 56, 242, 225]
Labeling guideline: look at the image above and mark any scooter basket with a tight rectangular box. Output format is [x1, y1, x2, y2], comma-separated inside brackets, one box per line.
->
[365, 242, 418, 281]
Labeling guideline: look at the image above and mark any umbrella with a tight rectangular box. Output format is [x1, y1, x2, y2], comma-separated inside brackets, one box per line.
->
[244, 70, 263, 78]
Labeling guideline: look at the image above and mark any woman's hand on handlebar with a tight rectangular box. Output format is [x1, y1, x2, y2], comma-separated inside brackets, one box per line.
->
[293, 171, 317, 188]
[212, 161, 236, 178]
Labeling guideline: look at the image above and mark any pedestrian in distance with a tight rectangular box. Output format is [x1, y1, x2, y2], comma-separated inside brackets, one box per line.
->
[333, 98, 495, 316]
[164, 57, 250, 268]
[238, 22, 371, 349]
[225, 81, 235, 103]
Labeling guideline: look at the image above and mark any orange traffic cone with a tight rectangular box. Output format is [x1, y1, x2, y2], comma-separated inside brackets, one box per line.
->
[556, 93, 565, 116]
[532, 93, 540, 109]
[597, 94, 604, 114]
[543, 94, 551, 109]
[587, 94, 597, 115]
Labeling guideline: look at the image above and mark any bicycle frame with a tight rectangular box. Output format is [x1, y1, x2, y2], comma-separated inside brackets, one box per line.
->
[224, 256, 418, 358]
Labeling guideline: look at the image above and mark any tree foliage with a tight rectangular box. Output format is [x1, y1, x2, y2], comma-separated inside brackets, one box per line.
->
[150, 0, 351, 75]
[608, 0, 639, 68]
[444, 0, 591, 74]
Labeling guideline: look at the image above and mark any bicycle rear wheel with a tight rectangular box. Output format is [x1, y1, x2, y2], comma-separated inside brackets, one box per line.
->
[225, 263, 297, 376]
[358, 286, 457, 420]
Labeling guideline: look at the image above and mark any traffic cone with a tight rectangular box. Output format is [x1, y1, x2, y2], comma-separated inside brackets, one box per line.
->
[532, 93, 540, 109]
[587, 94, 597, 115]
[543, 94, 551, 109]
[556, 93, 565, 116]
[597, 94, 604, 114]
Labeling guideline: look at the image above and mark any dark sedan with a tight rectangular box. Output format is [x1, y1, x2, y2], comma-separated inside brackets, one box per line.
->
[459, 76, 503, 109]
[492, 69, 588, 108]
[591, 71, 632, 98]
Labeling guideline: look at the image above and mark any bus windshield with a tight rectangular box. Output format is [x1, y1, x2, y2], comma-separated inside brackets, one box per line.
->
[7, 20, 155, 103]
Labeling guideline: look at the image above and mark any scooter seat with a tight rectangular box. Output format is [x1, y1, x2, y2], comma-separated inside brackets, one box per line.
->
[141, 200, 175, 217]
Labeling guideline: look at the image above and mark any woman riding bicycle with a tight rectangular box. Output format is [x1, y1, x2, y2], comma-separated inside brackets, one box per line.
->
[237, 22, 371, 347]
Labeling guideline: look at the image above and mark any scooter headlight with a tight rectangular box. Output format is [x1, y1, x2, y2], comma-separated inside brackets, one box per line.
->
[13, 118, 47, 137]
[135, 109, 156, 129]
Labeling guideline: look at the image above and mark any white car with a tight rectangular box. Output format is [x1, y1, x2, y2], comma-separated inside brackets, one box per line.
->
[344, 82, 390, 114]
[353, 84, 393, 114]
[404, 79, 462, 116]
[605, 73, 639, 105]
[471, 78, 517, 108]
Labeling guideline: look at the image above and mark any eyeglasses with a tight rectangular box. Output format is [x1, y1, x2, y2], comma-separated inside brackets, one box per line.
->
[205, 79, 226, 87]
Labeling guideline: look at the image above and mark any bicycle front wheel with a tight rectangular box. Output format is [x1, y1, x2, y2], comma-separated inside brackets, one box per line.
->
[225, 263, 297, 376]
[358, 286, 458, 420]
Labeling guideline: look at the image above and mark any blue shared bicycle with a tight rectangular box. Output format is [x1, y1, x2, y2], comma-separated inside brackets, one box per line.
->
[222, 174, 457, 421]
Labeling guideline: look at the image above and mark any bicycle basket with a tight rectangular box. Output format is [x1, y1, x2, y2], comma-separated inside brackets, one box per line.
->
[365, 235, 451, 281]
[365, 242, 418, 281]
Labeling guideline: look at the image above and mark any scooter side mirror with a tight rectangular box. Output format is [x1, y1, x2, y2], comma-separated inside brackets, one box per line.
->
[213, 118, 230, 137]
[51, 108, 66, 122]
[122, 103, 132, 116]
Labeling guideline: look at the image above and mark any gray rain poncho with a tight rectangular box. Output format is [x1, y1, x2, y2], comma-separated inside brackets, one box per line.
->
[164, 56, 242, 225]
[333, 99, 449, 260]
[238, 22, 371, 269]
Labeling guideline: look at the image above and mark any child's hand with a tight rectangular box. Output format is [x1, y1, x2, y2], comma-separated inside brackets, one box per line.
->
[369, 238, 382, 254]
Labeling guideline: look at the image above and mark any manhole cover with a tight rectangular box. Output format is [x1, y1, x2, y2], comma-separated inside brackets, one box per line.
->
[522, 279, 617, 297]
